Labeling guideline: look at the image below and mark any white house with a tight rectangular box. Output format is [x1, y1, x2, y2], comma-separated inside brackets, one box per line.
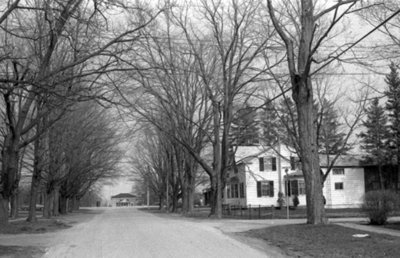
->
[111, 193, 137, 207]
[224, 145, 365, 209]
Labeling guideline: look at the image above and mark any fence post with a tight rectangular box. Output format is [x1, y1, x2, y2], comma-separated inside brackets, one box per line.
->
[240, 204, 243, 217]
[249, 204, 251, 219]
[271, 205, 274, 219]
[258, 205, 261, 219]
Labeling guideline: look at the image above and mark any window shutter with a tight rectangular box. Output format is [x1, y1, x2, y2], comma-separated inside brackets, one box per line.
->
[257, 181, 261, 197]
[269, 181, 274, 197]
[271, 157, 277, 171]
[290, 156, 295, 170]
[240, 183, 245, 198]
[259, 157, 264, 171]
[291, 180, 299, 195]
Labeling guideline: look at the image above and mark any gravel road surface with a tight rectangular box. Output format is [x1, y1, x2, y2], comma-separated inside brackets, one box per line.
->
[42, 208, 276, 258]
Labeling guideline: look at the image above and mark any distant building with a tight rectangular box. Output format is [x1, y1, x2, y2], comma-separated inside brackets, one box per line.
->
[111, 193, 137, 207]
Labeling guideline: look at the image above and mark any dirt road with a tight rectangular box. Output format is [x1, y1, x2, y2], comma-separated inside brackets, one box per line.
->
[38, 207, 282, 258]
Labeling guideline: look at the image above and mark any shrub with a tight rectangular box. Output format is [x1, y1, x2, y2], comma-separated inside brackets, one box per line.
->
[292, 195, 299, 208]
[362, 190, 399, 225]
[277, 192, 285, 209]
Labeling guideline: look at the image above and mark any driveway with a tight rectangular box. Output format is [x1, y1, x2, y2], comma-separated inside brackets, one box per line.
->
[7, 208, 285, 258]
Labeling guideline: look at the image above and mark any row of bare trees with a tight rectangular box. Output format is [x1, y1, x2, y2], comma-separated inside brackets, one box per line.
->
[1, 0, 398, 226]
[127, 0, 400, 225]
[0, 0, 162, 225]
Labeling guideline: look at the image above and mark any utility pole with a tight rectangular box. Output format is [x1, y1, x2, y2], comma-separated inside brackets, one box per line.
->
[285, 168, 289, 220]
[165, 0, 171, 214]
[166, 169, 169, 213]
[277, 137, 282, 194]
[147, 182, 150, 209]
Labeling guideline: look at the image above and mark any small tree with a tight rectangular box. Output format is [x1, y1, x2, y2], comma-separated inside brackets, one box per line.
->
[316, 98, 349, 155]
[385, 63, 400, 191]
[359, 98, 390, 190]
[362, 190, 399, 225]
[231, 106, 260, 146]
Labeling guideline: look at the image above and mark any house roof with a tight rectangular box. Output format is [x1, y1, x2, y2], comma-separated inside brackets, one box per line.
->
[233, 146, 365, 168]
[234, 145, 273, 164]
[111, 193, 136, 199]
[284, 170, 303, 178]
[319, 155, 364, 167]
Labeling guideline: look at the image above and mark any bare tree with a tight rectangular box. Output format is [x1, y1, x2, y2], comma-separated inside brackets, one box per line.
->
[130, 129, 172, 210]
[167, 0, 276, 218]
[266, 0, 376, 224]
[126, 6, 213, 214]
[40, 101, 123, 217]
[0, 0, 162, 225]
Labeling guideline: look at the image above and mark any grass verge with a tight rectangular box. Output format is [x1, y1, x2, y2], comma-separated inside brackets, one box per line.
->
[242, 224, 400, 258]
[0, 218, 71, 234]
[0, 245, 44, 258]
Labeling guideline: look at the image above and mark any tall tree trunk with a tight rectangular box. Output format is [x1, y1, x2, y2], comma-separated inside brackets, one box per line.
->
[209, 175, 216, 215]
[73, 198, 80, 211]
[209, 103, 222, 218]
[181, 183, 194, 215]
[27, 128, 46, 222]
[43, 189, 55, 218]
[27, 176, 40, 222]
[181, 184, 188, 214]
[209, 171, 222, 218]
[59, 195, 68, 214]
[181, 160, 195, 215]
[158, 196, 163, 210]
[0, 195, 9, 225]
[378, 164, 385, 190]
[187, 178, 195, 214]
[10, 191, 18, 219]
[294, 77, 326, 224]
[68, 198, 74, 213]
[171, 183, 179, 213]
[0, 135, 20, 225]
[268, 0, 327, 224]
[397, 150, 400, 192]
[52, 186, 60, 216]
[214, 173, 222, 219]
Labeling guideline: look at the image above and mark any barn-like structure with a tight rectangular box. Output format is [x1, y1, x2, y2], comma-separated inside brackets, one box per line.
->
[111, 193, 137, 207]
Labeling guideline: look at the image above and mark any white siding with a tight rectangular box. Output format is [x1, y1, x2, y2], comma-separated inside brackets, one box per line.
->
[323, 167, 365, 208]
[223, 164, 247, 206]
[227, 146, 365, 209]
[244, 146, 298, 207]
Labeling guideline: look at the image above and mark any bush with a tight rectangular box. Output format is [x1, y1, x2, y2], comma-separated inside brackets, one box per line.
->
[292, 195, 299, 208]
[277, 192, 285, 209]
[362, 190, 399, 225]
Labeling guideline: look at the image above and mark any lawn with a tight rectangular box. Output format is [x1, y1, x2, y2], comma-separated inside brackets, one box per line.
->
[0, 219, 70, 258]
[0, 245, 44, 258]
[243, 224, 400, 258]
[379, 222, 400, 231]
[0, 218, 71, 234]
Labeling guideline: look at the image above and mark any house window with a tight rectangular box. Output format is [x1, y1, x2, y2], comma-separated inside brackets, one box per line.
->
[228, 183, 239, 198]
[257, 181, 274, 197]
[335, 182, 344, 190]
[271, 157, 277, 171]
[233, 184, 239, 198]
[290, 156, 296, 170]
[259, 157, 264, 171]
[333, 168, 345, 175]
[239, 182, 245, 198]
[285, 180, 306, 196]
[298, 180, 306, 195]
[259, 157, 277, 172]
